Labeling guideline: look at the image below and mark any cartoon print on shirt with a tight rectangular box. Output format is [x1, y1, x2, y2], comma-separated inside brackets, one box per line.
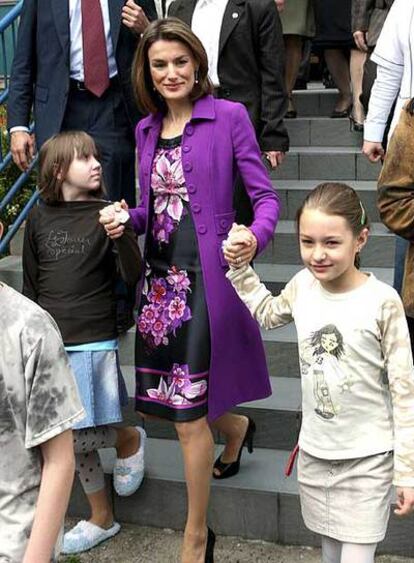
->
[301, 324, 347, 420]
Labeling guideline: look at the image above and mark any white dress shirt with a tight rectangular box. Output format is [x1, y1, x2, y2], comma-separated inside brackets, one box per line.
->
[364, 0, 414, 143]
[192, 0, 229, 87]
[69, 0, 118, 81]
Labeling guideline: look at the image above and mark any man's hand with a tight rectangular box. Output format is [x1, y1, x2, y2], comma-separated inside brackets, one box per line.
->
[362, 140, 384, 163]
[395, 487, 414, 517]
[275, 0, 285, 11]
[11, 131, 36, 171]
[122, 0, 150, 34]
[264, 150, 285, 169]
[353, 30, 368, 52]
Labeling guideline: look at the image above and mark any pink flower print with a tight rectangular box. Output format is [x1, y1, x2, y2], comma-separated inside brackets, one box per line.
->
[142, 305, 156, 324]
[147, 376, 191, 405]
[166, 266, 191, 293]
[168, 296, 186, 321]
[151, 318, 168, 346]
[169, 364, 192, 392]
[152, 212, 175, 244]
[182, 380, 208, 400]
[148, 278, 167, 304]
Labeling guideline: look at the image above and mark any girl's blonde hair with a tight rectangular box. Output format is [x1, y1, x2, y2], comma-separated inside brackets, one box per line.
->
[296, 182, 370, 267]
[38, 131, 106, 203]
[132, 17, 213, 115]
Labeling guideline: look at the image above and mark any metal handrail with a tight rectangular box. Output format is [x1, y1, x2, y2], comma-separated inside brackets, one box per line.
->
[0, 1, 23, 33]
[0, 1, 38, 254]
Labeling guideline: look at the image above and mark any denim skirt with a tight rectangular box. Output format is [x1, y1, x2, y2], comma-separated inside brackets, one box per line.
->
[298, 449, 393, 543]
[67, 350, 128, 429]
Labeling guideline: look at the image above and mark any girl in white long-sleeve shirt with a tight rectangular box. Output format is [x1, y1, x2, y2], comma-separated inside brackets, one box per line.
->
[224, 182, 414, 563]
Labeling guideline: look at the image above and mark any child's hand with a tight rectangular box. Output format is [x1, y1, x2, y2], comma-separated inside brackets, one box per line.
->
[395, 487, 414, 516]
[223, 223, 257, 268]
[99, 200, 129, 239]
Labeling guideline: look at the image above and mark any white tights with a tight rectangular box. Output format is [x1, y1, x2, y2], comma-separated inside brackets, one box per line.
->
[322, 536, 377, 563]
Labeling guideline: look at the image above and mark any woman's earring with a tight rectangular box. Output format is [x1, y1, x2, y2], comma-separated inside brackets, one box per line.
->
[194, 70, 199, 84]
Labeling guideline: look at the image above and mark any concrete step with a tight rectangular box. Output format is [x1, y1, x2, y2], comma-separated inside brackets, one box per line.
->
[68, 437, 414, 556]
[286, 117, 362, 148]
[293, 87, 339, 117]
[259, 220, 395, 268]
[275, 180, 381, 222]
[271, 146, 381, 181]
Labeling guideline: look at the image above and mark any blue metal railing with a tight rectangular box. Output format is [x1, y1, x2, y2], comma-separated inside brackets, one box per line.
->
[0, 1, 38, 255]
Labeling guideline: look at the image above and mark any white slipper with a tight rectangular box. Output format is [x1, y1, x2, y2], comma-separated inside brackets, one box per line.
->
[61, 520, 121, 554]
[113, 426, 146, 496]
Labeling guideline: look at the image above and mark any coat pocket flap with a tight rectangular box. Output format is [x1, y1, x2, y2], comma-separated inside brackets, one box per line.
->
[214, 211, 236, 235]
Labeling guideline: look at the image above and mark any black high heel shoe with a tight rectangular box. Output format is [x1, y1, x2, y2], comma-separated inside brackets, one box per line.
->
[205, 527, 216, 563]
[213, 416, 256, 479]
[349, 113, 364, 133]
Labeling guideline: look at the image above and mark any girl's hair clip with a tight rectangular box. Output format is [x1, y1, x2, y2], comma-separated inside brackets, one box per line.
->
[359, 201, 366, 225]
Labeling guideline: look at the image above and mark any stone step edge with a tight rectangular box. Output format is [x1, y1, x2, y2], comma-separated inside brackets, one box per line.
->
[99, 437, 299, 495]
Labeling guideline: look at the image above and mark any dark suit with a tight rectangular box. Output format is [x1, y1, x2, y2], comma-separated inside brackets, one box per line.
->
[169, 0, 288, 224]
[8, 0, 157, 205]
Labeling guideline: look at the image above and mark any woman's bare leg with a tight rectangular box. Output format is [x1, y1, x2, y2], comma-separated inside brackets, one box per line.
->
[175, 416, 214, 563]
[211, 413, 249, 476]
[285, 34, 303, 96]
[324, 49, 352, 112]
[350, 48, 366, 124]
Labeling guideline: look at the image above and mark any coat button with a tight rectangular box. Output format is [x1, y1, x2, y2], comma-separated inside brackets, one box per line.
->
[192, 203, 201, 213]
[198, 224, 207, 234]
[182, 145, 191, 153]
[220, 219, 228, 228]
[187, 184, 196, 194]
[184, 162, 193, 172]
[186, 125, 194, 136]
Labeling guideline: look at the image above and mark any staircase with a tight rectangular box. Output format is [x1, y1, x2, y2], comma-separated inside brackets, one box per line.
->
[1, 87, 412, 557]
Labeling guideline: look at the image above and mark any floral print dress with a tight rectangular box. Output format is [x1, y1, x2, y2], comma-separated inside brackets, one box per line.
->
[135, 136, 210, 422]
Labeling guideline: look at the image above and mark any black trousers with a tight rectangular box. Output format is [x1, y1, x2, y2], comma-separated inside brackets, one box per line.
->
[62, 79, 136, 207]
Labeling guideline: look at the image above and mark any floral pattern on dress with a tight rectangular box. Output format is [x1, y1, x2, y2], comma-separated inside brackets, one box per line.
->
[137, 266, 192, 349]
[147, 363, 207, 405]
[151, 145, 188, 245]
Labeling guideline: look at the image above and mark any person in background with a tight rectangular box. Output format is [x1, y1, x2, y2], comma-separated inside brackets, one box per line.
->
[314, 0, 366, 130]
[0, 217, 85, 562]
[352, 0, 394, 114]
[7, 0, 156, 207]
[279, 0, 315, 118]
[168, 0, 288, 226]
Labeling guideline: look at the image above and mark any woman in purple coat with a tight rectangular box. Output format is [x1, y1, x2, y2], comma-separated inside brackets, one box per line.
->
[102, 18, 279, 563]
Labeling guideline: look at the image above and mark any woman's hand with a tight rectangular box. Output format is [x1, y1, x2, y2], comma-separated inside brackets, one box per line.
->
[99, 200, 129, 240]
[223, 223, 258, 268]
[395, 487, 414, 517]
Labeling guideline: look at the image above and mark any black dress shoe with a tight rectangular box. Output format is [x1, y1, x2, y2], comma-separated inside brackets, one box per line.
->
[330, 105, 352, 119]
[205, 527, 216, 563]
[213, 416, 256, 479]
[349, 114, 364, 132]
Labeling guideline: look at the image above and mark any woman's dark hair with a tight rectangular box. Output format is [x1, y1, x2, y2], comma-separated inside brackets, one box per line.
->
[310, 324, 344, 359]
[132, 17, 213, 114]
[38, 131, 106, 203]
[296, 182, 370, 268]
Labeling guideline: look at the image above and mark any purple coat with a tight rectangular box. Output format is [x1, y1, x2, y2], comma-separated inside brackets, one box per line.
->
[130, 95, 280, 421]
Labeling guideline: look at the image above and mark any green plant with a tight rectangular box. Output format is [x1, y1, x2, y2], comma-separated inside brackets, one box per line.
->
[0, 104, 37, 233]
[62, 556, 82, 563]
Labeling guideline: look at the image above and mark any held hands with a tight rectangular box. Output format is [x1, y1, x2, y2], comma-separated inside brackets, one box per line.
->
[223, 223, 258, 269]
[11, 131, 36, 171]
[395, 487, 414, 517]
[99, 200, 129, 239]
[122, 0, 150, 34]
[362, 141, 385, 163]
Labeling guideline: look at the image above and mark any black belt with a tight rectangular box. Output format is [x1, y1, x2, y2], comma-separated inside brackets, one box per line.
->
[69, 76, 119, 92]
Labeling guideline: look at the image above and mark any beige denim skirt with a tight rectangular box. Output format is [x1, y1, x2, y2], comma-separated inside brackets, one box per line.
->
[297, 449, 393, 543]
